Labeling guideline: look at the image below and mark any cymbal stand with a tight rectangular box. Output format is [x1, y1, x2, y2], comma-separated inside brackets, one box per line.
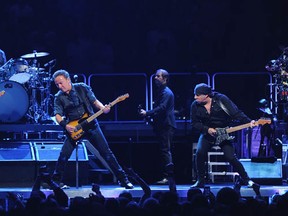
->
[39, 63, 55, 123]
[0, 58, 14, 80]
[26, 87, 42, 123]
[40, 77, 53, 122]
[0, 58, 13, 71]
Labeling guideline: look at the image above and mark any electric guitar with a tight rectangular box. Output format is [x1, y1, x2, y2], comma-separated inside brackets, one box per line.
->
[215, 118, 271, 145]
[67, 93, 129, 140]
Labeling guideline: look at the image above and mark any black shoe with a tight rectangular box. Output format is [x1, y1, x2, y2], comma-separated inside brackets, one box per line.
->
[156, 178, 169, 185]
[41, 181, 67, 189]
[190, 180, 205, 188]
[61, 184, 70, 189]
[118, 179, 134, 189]
[252, 183, 260, 195]
[233, 177, 242, 193]
[246, 180, 261, 196]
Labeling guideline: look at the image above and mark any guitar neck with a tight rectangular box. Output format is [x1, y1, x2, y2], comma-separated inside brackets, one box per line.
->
[85, 98, 120, 123]
[226, 123, 251, 134]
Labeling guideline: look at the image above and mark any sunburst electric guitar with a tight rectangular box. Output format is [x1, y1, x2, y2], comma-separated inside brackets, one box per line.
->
[215, 118, 271, 145]
[68, 93, 129, 140]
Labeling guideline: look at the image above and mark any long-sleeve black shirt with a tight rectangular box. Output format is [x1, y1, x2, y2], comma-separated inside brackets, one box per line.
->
[190, 92, 251, 136]
[146, 85, 176, 129]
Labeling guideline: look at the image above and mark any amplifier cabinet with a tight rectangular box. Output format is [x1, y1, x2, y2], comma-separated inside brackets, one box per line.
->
[33, 141, 88, 161]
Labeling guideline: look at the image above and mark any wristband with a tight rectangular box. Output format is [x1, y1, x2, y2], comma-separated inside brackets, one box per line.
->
[59, 120, 67, 129]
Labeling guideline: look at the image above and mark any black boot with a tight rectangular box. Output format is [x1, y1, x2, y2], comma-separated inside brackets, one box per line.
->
[190, 178, 205, 188]
[118, 178, 134, 189]
[247, 179, 261, 196]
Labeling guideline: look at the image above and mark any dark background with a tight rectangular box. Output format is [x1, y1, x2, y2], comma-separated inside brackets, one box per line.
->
[1, 0, 287, 118]
[0, 0, 287, 74]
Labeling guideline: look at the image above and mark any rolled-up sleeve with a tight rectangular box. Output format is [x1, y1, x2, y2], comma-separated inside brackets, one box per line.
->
[54, 95, 64, 116]
[83, 84, 97, 104]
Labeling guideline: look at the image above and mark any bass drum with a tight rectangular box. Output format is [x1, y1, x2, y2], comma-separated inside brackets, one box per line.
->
[0, 81, 29, 123]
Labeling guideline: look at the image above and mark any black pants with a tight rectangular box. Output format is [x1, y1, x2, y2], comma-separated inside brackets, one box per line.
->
[195, 134, 249, 182]
[54, 123, 127, 181]
[155, 125, 175, 177]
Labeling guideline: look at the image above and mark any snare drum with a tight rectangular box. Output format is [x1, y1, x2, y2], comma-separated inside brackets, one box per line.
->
[0, 81, 29, 122]
[8, 58, 31, 84]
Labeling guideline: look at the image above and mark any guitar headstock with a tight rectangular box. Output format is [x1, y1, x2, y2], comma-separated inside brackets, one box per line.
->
[256, 118, 272, 125]
[116, 93, 129, 102]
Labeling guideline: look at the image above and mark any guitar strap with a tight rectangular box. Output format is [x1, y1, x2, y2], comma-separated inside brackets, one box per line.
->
[216, 99, 231, 117]
[74, 84, 93, 115]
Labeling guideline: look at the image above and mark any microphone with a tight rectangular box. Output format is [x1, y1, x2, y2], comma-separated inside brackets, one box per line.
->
[73, 74, 78, 82]
[44, 59, 56, 67]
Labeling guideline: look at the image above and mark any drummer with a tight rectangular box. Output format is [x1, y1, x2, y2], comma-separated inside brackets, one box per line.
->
[0, 48, 6, 66]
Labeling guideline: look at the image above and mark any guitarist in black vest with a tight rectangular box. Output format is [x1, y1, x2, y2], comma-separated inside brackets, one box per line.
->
[190, 83, 260, 191]
[51, 69, 133, 189]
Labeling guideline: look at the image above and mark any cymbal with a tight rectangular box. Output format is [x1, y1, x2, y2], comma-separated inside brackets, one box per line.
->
[21, 52, 49, 58]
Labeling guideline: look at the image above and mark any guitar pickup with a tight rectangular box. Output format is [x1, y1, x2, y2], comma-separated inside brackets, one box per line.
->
[75, 124, 82, 132]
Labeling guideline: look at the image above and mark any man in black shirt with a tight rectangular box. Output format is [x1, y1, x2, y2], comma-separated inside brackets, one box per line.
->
[190, 83, 260, 190]
[140, 69, 176, 184]
[52, 69, 133, 189]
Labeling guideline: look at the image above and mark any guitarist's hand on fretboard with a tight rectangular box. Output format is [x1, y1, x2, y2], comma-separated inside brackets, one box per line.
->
[250, 120, 256, 128]
[102, 104, 111, 114]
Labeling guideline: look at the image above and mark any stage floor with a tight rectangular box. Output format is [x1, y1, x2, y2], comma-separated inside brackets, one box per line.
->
[1, 122, 287, 203]
[0, 183, 287, 201]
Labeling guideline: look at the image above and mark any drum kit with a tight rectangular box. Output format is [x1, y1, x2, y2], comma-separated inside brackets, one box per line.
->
[266, 47, 288, 102]
[0, 50, 55, 124]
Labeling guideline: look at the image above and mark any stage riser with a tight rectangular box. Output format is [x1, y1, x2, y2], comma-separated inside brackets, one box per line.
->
[240, 159, 283, 185]
[0, 141, 89, 187]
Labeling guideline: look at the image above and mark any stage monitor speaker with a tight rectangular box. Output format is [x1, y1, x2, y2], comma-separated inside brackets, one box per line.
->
[240, 158, 283, 185]
[0, 141, 35, 161]
[0, 142, 36, 187]
[34, 141, 88, 161]
[33, 141, 89, 186]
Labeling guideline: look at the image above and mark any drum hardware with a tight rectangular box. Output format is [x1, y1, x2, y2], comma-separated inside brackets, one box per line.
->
[25, 84, 54, 124]
[0, 52, 54, 124]
[44, 59, 56, 68]
[0, 58, 14, 81]
[264, 47, 288, 121]
[39, 59, 55, 123]
[25, 55, 55, 123]
[26, 69, 54, 123]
